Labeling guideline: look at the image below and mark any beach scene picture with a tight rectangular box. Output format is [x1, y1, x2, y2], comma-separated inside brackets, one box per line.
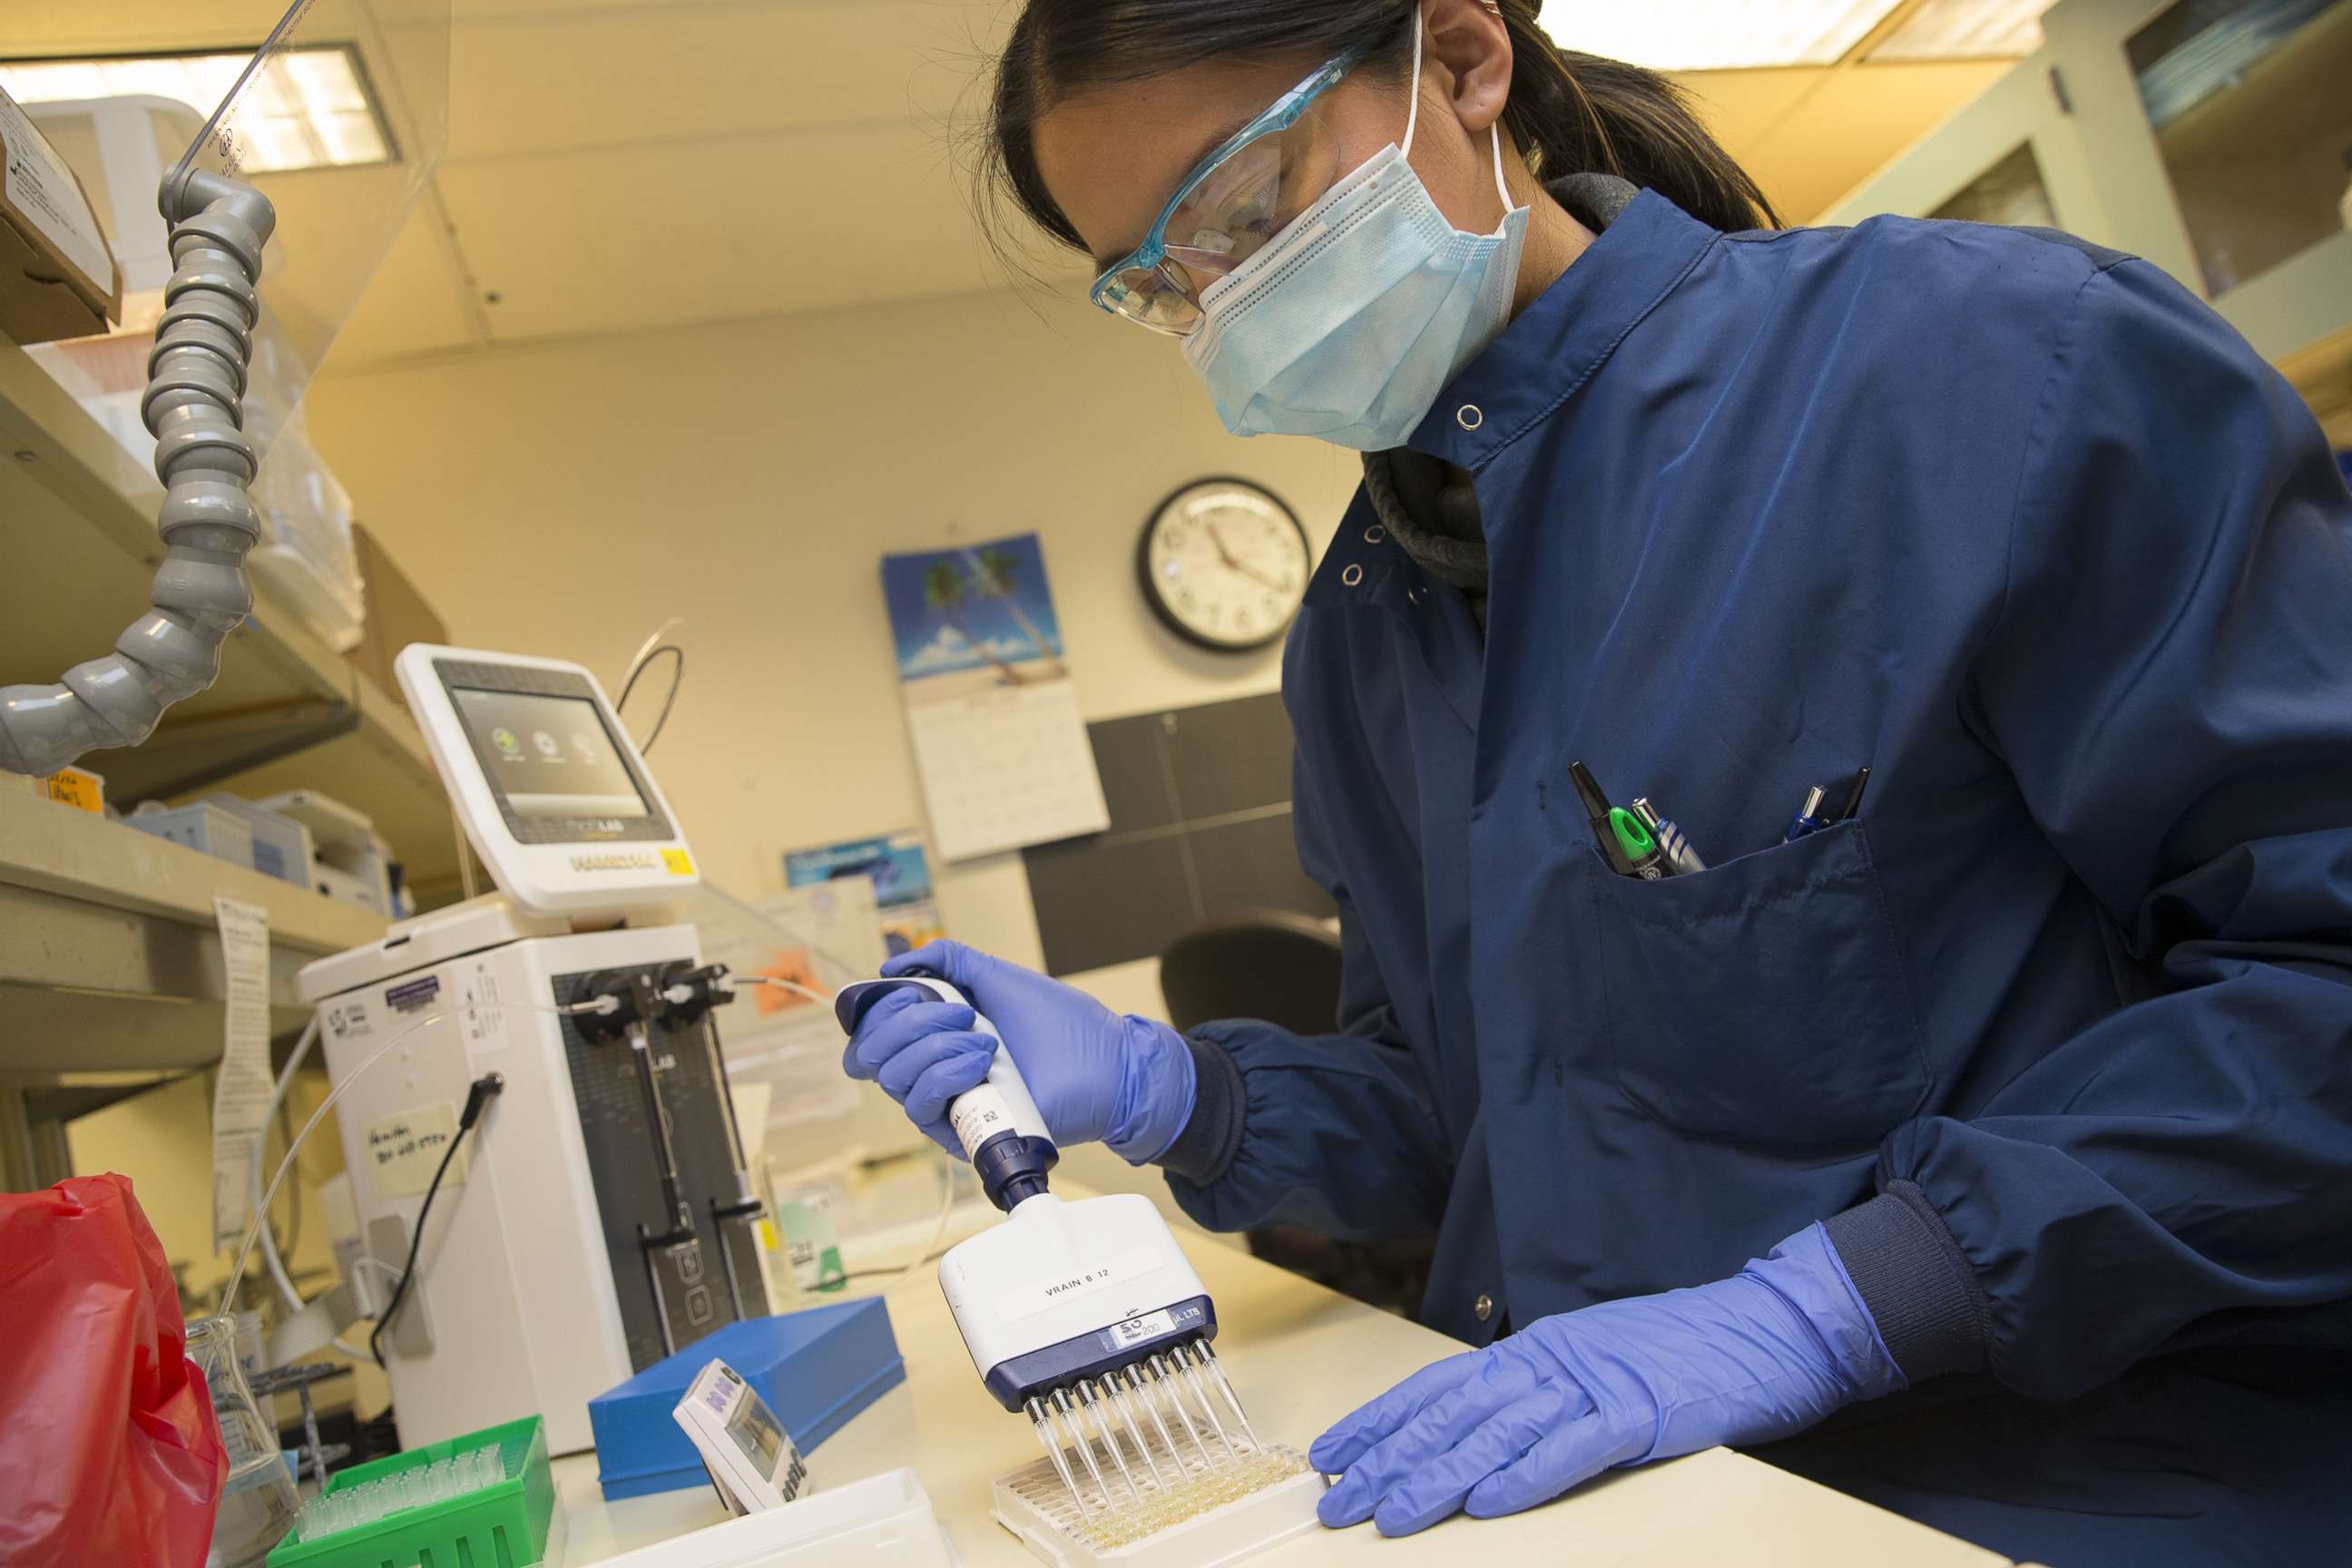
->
[882, 533, 1072, 706]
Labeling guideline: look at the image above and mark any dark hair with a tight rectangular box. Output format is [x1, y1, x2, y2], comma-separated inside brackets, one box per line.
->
[983, 0, 1779, 260]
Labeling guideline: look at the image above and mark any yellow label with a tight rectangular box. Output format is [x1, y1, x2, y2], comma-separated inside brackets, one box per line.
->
[42, 768, 103, 813]
[662, 848, 694, 877]
[758, 1218, 780, 1252]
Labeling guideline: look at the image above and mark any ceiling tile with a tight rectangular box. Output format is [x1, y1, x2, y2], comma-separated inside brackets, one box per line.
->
[436, 116, 1007, 341]
[444, 1, 1006, 162]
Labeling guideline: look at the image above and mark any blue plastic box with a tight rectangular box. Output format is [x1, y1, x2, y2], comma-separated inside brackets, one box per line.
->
[587, 1298, 904, 1500]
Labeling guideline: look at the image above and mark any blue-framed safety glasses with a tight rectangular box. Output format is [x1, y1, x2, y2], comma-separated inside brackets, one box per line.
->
[1091, 49, 1367, 336]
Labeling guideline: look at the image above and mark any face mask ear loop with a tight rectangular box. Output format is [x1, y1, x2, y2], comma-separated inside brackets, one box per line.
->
[1401, 14, 1426, 158]
[1489, 122, 1514, 215]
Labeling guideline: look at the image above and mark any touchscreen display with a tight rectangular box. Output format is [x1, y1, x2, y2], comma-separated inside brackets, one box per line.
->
[451, 688, 650, 819]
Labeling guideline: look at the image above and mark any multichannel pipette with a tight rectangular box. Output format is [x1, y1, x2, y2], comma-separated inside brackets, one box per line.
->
[836, 978, 1310, 1549]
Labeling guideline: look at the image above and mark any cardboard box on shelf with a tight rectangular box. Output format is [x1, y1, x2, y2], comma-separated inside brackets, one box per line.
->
[0, 87, 121, 345]
[344, 522, 447, 709]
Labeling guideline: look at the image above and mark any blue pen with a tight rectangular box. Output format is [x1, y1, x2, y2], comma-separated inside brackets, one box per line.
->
[1783, 785, 1829, 844]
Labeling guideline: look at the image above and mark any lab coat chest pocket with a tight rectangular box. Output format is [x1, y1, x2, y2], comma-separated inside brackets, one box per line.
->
[1586, 821, 1931, 1148]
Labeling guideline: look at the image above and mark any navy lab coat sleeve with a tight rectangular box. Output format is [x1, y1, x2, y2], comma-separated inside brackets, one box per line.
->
[1834, 257, 2352, 1400]
[1153, 754, 1455, 1244]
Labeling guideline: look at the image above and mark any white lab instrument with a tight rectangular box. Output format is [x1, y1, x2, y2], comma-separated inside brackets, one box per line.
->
[300, 644, 771, 1455]
[674, 1360, 808, 1516]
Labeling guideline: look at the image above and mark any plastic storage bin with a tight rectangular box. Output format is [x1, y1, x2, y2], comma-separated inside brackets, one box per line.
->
[261, 790, 395, 915]
[264, 1415, 559, 1568]
[127, 801, 256, 871]
[588, 1299, 904, 1501]
[202, 795, 317, 888]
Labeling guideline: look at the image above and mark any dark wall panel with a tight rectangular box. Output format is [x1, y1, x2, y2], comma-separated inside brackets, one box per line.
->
[1024, 692, 1336, 976]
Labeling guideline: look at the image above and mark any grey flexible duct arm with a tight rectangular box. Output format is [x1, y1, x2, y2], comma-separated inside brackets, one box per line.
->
[0, 167, 276, 777]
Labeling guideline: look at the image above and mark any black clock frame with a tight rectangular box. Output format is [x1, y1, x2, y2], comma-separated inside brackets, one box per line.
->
[1136, 476, 1311, 653]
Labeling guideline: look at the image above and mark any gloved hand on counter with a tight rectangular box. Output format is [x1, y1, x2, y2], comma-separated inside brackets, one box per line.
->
[1309, 1224, 1904, 1536]
[841, 940, 1197, 1163]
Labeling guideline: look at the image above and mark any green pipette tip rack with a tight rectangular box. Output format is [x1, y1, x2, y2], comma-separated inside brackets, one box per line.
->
[265, 1414, 558, 1568]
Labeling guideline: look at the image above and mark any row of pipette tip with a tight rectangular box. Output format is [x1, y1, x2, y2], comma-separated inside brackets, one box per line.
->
[1023, 1338, 1292, 1545]
[291, 1444, 505, 1543]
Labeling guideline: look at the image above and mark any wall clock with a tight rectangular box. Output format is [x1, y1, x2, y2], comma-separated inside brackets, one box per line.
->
[1137, 478, 1312, 652]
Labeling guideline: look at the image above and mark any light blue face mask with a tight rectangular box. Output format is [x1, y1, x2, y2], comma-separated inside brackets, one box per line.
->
[1181, 21, 1530, 451]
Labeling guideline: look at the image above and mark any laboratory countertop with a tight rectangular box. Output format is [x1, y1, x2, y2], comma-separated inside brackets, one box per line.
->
[551, 1188, 2014, 1567]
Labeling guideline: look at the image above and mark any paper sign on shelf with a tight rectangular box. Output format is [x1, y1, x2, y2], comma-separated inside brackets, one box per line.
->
[209, 896, 275, 1252]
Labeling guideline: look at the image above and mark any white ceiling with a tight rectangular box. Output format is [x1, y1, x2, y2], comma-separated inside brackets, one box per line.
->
[2, 1, 2019, 377]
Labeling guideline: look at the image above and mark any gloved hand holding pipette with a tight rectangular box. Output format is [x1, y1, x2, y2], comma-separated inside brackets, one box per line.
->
[841, 940, 1198, 1164]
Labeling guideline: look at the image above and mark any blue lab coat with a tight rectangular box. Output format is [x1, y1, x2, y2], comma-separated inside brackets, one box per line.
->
[1161, 195, 2352, 1563]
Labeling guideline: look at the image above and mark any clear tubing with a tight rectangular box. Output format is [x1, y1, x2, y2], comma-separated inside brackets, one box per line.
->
[1123, 1366, 1181, 1473]
[220, 997, 589, 1310]
[254, 1014, 321, 1313]
[1053, 1388, 1109, 1509]
[1191, 1340, 1260, 1450]
[1026, 1396, 1090, 1519]
[1079, 1382, 1142, 1503]
[1108, 1377, 1165, 1489]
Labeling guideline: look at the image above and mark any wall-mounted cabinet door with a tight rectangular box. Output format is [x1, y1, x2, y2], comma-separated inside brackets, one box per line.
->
[2043, 0, 2352, 362]
[1821, 50, 2111, 242]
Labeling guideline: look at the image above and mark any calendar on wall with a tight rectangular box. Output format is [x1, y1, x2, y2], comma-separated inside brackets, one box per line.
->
[879, 533, 1109, 863]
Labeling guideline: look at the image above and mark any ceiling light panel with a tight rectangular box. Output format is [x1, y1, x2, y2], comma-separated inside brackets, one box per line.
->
[1872, 0, 2052, 60]
[0, 48, 387, 172]
[1538, 0, 1906, 71]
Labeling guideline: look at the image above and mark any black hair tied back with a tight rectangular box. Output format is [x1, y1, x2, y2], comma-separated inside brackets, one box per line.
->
[980, 0, 1777, 264]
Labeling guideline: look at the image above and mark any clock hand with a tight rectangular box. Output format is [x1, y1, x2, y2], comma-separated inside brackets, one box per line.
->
[1226, 555, 1287, 592]
[1203, 521, 1241, 567]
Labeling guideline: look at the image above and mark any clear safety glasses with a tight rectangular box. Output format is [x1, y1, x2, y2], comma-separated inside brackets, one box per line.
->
[1090, 50, 1365, 337]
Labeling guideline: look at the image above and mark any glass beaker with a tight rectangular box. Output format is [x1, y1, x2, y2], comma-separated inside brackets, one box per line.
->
[186, 1313, 302, 1568]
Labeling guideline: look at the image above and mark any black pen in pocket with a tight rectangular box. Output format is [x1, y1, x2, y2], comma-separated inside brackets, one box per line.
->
[1570, 761, 1634, 875]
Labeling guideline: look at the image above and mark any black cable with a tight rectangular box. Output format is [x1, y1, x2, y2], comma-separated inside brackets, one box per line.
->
[369, 1073, 503, 1368]
[615, 644, 684, 755]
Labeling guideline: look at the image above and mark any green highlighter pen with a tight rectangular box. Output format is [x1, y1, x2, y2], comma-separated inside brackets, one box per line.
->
[1609, 807, 1671, 881]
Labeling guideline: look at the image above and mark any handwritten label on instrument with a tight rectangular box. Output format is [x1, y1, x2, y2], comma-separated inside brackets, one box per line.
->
[363, 1102, 466, 1200]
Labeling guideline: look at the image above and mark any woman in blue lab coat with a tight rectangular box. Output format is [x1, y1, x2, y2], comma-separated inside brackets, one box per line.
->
[844, 3, 2352, 1562]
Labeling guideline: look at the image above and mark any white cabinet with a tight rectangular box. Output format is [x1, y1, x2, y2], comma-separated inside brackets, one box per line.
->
[1828, 0, 2352, 438]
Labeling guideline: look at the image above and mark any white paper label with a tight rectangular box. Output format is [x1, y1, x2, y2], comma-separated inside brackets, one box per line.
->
[1107, 1308, 1178, 1348]
[460, 959, 505, 1049]
[949, 1083, 1014, 1158]
[0, 95, 113, 294]
[209, 897, 274, 1251]
[363, 1102, 468, 1200]
[992, 1245, 1161, 1325]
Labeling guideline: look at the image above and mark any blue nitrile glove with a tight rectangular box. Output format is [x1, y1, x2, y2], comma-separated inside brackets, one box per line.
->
[839, 940, 1197, 1163]
[1309, 1224, 1904, 1536]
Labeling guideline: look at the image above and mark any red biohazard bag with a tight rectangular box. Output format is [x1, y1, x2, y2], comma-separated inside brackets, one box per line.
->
[0, 1173, 227, 1568]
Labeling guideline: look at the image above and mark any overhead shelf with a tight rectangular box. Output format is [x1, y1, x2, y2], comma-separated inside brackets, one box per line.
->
[0, 788, 387, 1072]
[0, 338, 460, 891]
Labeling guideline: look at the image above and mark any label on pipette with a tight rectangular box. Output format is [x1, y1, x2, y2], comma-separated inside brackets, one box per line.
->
[1103, 1301, 1206, 1352]
[993, 1244, 1162, 1324]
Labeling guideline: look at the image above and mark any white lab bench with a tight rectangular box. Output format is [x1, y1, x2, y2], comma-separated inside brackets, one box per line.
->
[548, 1182, 2014, 1567]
